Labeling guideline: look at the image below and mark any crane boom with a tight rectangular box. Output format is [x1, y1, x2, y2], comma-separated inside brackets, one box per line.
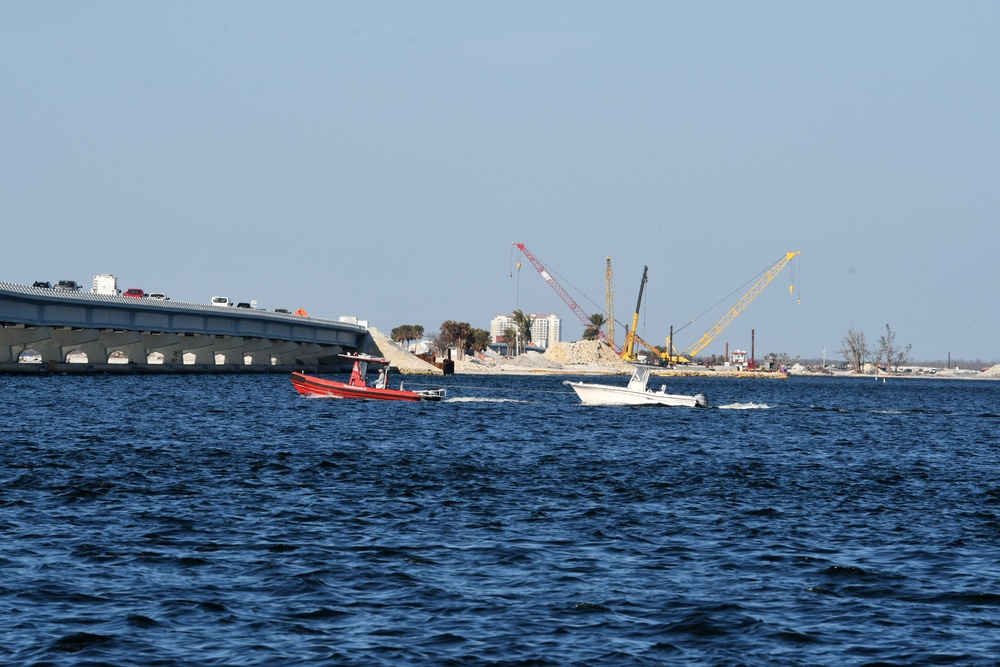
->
[680, 251, 801, 359]
[620, 266, 648, 362]
[605, 257, 615, 350]
[513, 243, 619, 352]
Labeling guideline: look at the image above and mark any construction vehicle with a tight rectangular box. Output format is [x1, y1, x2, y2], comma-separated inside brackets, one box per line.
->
[666, 251, 801, 364]
[92, 273, 120, 296]
[619, 266, 688, 363]
[620, 266, 647, 362]
[513, 243, 620, 353]
[514, 242, 799, 365]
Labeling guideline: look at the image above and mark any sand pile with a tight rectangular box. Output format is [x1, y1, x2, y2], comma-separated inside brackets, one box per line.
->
[503, 351, 563, 369]
[980, 364, 1000, 378]
[543, 340, 631, 368]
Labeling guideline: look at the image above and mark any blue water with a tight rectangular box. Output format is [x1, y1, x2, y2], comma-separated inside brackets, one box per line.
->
[3, 373, 1000, 665]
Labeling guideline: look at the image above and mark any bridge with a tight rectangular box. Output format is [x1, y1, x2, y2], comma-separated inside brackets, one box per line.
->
[0, 281, 367, 373]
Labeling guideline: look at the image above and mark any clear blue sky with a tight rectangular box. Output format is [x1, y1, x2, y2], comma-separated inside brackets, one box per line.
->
[3, 3, 998, 362]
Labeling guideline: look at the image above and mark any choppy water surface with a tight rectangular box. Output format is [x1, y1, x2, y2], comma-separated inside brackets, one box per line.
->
[3, 373, 1000, 665]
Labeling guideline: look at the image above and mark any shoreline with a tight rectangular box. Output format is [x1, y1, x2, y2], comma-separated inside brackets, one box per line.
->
[450, 361, 997, 379]
[367, 331, 1000, 380]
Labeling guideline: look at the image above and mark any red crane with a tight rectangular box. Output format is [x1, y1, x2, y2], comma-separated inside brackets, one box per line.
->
[513, 243, 620, 353]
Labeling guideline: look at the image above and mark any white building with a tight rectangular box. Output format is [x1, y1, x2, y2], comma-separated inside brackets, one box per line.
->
[490, 313, 562, 350]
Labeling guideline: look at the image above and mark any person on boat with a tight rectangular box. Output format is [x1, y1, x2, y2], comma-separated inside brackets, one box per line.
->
[373, 367, 387, 389]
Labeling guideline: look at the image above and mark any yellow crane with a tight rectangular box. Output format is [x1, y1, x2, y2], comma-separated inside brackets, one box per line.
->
[620, 266, 674, 362]
[667, 251, 801, 363]
[605, 256, 615, 350]
[620, 266, 647, 361]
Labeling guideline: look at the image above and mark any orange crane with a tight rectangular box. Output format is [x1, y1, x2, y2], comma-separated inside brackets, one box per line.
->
[513, 243, 620, 353]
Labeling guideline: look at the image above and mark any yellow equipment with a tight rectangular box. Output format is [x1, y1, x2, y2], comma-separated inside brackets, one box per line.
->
[618, 264, 689, 363]
[669, 251, 801, 363]
[621, 266, 660, 362]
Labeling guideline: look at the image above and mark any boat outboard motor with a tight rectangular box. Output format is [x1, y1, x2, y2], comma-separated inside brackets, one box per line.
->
[694, 393, 708, 408]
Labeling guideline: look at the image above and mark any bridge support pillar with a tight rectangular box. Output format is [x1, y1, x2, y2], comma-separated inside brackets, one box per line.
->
[184, 335, 218, 365]
[2, 325, 53, 362]
[50, 329, 105, 363]
[100, 330, 148, 364]
[211, 336, 245, 365]
[275, 343, 324, 366]
[240, 338, 274, 365]
[267, 341, 302, 365]
[140, 333, 181, 363]
[141, 333, 217, 365]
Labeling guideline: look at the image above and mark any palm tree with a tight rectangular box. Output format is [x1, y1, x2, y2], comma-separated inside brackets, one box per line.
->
[583, 312, 607, 341]
[512, 309, 533, 356]
[503, 326, 517, 356]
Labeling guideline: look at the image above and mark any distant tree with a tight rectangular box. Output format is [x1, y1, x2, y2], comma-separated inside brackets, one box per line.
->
[438, 320, 475, 359]
[583, 312, 607, 341]
[390, 324, 424, 350]
[426, 331, 444, 357]
[874, 323, 912, 373]
[840, 326, 868, 373]
[512, 309, 533, 355]
[502, 326, 517, 356]
[765, 352, 798, 367]
[471, 328, 492, 353]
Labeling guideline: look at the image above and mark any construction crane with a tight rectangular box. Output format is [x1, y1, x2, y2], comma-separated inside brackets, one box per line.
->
[620, 266, 647, 362]
[618, 266, 681, 362]
[670, 251, 801, 363]
[513, 243, 620, 353]
[605, 257, 615, 350]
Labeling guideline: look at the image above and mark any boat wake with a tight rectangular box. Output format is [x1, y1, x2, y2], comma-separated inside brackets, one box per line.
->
[445, 397, 532, 404]
[717, 402, 771, 410]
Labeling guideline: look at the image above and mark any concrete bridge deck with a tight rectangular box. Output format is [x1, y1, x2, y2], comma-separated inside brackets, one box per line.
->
[0, 281, 366, 373]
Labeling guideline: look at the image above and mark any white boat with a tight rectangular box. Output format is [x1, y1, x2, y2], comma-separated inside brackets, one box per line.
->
[564, 364, 707, 407]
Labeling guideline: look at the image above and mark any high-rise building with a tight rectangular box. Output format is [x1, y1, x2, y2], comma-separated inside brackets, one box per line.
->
[490, 313, 562, 350]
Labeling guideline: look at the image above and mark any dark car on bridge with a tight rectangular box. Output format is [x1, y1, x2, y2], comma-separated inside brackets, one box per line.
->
[33, 281, 52, 289]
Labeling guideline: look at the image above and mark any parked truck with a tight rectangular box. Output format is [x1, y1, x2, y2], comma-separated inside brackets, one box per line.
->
[92, 274, 120, 296]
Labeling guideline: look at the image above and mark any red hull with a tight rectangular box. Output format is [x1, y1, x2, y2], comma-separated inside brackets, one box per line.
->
[290, 371, 424, 402]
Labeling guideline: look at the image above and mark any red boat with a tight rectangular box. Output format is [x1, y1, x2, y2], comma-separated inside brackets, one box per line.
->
[290, 353, 446, 402]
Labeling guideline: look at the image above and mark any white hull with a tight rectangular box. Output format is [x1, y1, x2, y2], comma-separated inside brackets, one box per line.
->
[564, 364, 707, 407]
[566, 381, 705, 407]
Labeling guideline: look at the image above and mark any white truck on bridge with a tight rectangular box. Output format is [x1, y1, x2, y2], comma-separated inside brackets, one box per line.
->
[92, 274, 120, 296]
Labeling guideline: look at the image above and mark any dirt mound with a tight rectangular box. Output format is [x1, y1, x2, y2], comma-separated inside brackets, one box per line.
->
[504, 351, 563, 369]
[543, 340, 629, 367]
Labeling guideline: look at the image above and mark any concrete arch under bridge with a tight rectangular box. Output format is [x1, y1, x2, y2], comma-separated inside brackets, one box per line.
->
[0, 281, 368, 374]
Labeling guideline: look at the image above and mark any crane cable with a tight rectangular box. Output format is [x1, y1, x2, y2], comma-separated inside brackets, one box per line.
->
[672, 253, 799, 337]
[516, 246, 606, 315]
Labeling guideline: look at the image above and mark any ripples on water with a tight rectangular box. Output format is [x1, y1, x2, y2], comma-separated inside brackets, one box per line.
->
[3, 373, 1000, 665]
